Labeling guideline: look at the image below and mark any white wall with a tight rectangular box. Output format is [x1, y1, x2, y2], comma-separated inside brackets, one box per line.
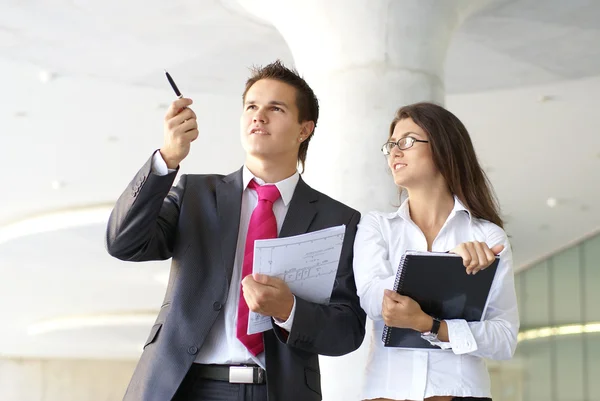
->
[0, 358, 136, 401]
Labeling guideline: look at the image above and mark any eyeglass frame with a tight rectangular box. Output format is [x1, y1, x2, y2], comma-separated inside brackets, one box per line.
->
[381, 136, 429, 155]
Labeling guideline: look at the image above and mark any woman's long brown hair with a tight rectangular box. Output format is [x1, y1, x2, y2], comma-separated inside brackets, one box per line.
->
[390, 102, 504, 228]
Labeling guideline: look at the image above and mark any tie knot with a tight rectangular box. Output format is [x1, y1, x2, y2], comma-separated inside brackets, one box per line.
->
[248, 180, 281, 203]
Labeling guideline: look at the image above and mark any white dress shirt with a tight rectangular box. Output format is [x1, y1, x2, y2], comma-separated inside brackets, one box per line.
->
[152, 152, 298, 369]
[353, 196, 519, 400]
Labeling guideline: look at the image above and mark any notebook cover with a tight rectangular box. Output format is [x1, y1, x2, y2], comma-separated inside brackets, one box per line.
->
[382, 251, 499, 349]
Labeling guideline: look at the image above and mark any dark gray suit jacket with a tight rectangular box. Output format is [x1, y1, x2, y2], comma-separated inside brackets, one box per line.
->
[106, 153, 366, 401]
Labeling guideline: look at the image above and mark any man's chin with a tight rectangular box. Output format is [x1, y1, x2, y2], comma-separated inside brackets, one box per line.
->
[245, 148, 273, 159]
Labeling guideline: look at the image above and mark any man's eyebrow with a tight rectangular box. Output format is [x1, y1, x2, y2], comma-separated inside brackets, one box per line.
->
[269, 100, 289, 108]
[243, 100, 290, 108]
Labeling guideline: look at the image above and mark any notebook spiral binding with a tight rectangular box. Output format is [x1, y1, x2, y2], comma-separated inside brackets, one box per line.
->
[381, 254, 410, 345]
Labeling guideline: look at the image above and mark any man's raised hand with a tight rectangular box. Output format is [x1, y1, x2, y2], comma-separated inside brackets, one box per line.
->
[159, 98, 198, 169]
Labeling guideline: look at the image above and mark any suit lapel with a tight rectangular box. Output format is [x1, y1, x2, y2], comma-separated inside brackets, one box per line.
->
[216, 168, 243, 285]
[280, 176, 319, 238]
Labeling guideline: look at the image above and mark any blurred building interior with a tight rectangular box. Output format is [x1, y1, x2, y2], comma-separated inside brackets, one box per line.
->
[1, 0, 599, 400]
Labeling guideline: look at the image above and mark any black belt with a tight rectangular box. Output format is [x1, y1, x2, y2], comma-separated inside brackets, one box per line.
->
[191, 364, 266, 384]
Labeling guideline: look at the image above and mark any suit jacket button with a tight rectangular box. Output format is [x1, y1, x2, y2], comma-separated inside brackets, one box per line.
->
[213, 302, 222, 311]
[188, 346, 198, 355]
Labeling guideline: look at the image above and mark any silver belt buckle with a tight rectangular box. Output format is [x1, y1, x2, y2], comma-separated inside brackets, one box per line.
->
[229, 366, 255, 384]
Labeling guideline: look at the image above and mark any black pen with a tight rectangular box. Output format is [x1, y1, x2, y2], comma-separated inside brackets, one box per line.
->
[164, 69, 182, 98]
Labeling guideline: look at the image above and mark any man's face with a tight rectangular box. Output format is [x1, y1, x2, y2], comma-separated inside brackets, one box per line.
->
[240, 79, 309, 162]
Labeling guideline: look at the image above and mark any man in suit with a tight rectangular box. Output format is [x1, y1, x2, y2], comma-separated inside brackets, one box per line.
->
[106, 60, 366, 401]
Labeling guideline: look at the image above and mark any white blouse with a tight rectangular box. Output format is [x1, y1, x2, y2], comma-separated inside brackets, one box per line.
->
[353, 196, 519, 400]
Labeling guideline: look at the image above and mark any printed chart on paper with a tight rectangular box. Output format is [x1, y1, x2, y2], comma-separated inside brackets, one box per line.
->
[247, 225, 346, 334]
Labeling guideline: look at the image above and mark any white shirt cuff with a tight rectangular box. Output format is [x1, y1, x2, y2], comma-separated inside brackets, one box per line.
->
[425, 319, 478, 354]
[273, 296, 296, 332]
[152, 151, 176, 176]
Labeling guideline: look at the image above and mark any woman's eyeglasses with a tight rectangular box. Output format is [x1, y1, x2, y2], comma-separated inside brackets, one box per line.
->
[381, 137, 429, 155]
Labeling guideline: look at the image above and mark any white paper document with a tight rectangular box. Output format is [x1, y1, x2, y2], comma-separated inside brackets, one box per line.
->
[247, 224, 346, 335]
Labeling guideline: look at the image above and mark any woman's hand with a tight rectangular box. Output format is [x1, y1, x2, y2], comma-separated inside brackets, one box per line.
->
[382, 290, 432, 331]
[449, 242, 504, 275]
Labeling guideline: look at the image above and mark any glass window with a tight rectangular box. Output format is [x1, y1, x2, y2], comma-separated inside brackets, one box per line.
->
[520, 338, 552, 401]
[507, 233, 600, 400]
[582, 235, 600, 322]
[551, 247, 581, 325]
[586, 333, 600, 397]
[489, 359, 522, 401]
[522, 262, 550, 329]
[555, 335, 585, 401]
[513, 274, 523, 320]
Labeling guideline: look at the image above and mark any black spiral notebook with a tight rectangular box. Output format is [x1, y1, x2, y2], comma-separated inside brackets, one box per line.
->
[382, 251, 499, 349]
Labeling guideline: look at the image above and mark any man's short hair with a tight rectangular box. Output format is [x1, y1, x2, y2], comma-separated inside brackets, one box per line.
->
[243, 60, 319, 173]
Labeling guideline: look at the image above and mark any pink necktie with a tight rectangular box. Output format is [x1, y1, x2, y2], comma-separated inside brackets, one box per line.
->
[236, 179, 281, 356]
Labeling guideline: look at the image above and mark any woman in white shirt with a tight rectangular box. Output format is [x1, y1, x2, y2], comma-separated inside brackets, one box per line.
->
[353, 102, 519, 401]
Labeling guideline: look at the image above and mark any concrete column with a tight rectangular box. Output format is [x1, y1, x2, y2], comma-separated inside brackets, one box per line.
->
[236, 1, 481, 399]
[238, 0, 480, 212]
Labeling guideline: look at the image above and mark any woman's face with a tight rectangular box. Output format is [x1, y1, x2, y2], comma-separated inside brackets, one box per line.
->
[387, 118, 440, 189]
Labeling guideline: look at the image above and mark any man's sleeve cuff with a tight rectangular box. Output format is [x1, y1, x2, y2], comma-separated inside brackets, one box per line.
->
[152, 150, 176, 176]
[273, 295, 296, 332]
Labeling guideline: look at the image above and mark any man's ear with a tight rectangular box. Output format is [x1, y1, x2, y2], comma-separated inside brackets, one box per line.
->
[300, 121, 315, 140]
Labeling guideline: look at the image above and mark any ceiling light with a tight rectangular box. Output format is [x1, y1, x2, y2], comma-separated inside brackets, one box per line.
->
[51, 180, 64, 190]
[546, 197, 558, 208]
[518, 322, 600, 343]
[0, 204, 114, 245]
[27, 311, 159, 336]
[39, 70, 56, 83]
[537, 95, 553, 103]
